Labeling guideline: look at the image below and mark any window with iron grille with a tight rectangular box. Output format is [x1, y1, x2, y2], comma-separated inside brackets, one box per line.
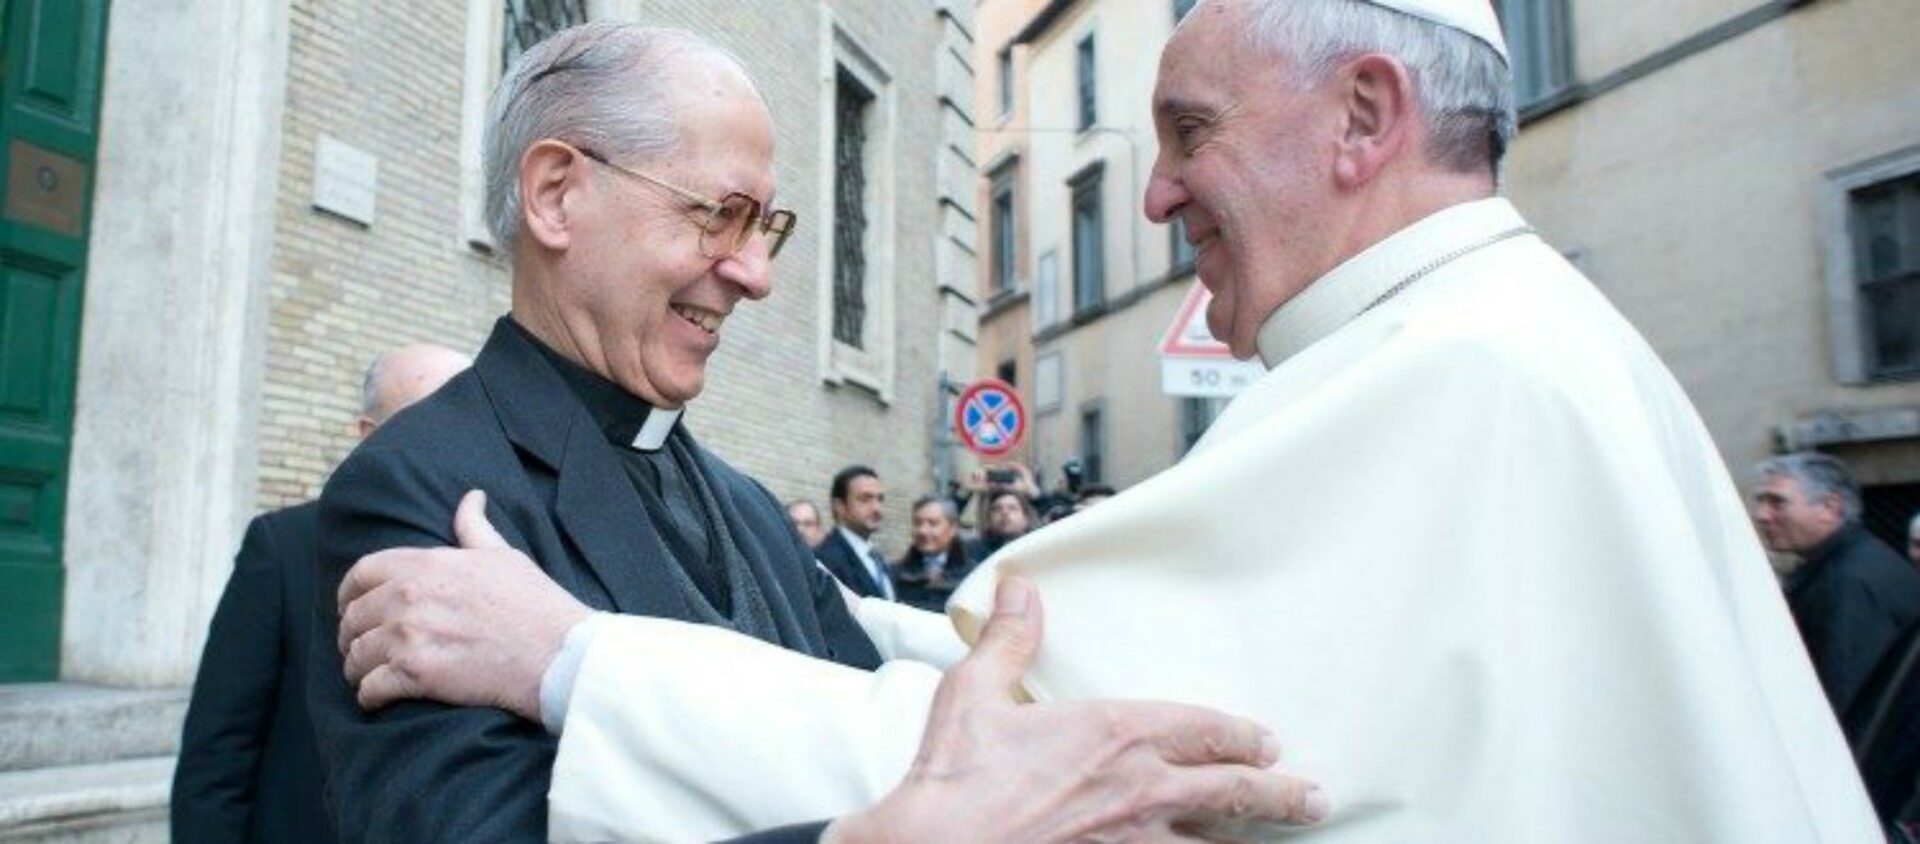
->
[1496, 0, 1574, 109]
[1850, 172, 1920, 379]
[1080, 403, 1105, 484]
[1075, 34, 1097, 131]
[833, 68, 875, 348]
[991, 176, 1016, 292]
[502, 0, 589, 71]
[1071, 166, 1106, 315]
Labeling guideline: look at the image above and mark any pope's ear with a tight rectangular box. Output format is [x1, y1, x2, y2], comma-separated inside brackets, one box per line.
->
[1332, 52, 1417, 189]
[519, 140, 588, 252]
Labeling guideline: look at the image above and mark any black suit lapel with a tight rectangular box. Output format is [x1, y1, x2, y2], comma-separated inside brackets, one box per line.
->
[553, 421, 692, 618]
[473, 318, 690, 618]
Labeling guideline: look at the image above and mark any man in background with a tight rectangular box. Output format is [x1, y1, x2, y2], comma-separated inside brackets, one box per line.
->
[972, 488, 1035, 561]
[893, 496, 973, 612]
[786, 499, 826, 549]
[1753, 452, 1920, 725]
[173, 343, 469, 844]
[815, 465, 895, 600]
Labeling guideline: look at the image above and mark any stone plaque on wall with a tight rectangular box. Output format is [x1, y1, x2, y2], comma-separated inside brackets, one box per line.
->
[312, 135, 378, 225]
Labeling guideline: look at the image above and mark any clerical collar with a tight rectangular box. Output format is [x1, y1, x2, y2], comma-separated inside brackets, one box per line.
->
[1256, 197, 1532, 369]
[510, 319, 684, 452]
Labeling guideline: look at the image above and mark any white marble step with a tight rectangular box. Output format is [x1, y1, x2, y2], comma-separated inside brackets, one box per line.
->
[0, 756, 170, 842]
[0, 685, 186, 773]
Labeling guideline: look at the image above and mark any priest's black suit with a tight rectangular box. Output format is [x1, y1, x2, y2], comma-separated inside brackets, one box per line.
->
[308, 319, 881, 843]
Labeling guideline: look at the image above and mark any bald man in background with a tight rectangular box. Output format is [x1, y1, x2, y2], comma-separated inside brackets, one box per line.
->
[173, 343, 470, 844]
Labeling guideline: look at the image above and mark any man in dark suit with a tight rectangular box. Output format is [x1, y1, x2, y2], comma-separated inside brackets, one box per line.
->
[306, 24, 882, 843]
[814, 465, 896, 601]
[1752, 452, 1920, 727]
[893, 495, 973, 612]
[173, 343, 469, 844]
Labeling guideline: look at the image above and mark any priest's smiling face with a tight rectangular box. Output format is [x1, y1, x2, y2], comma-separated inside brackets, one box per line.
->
[521, 59, 778, 410]
[1145, 0, 1353, 360]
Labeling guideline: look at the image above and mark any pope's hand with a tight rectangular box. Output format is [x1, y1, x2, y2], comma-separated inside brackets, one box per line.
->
[824, 577, 1327, 843]
[336, 490, 589, 721]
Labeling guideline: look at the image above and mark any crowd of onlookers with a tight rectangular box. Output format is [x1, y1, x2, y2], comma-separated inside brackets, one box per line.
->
[785, 462, 1116, 613]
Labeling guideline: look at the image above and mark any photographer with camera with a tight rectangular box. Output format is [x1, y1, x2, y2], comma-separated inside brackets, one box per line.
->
[957, 463, 1042, 562]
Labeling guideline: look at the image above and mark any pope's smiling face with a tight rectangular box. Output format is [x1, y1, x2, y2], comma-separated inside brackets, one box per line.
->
[1143, 0, 1353, 360]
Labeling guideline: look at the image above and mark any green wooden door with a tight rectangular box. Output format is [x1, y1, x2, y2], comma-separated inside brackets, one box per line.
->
[0, 0, 107, 682]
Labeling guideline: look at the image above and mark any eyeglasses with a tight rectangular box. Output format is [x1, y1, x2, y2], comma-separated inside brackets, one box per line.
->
[571, 144, 797, 260]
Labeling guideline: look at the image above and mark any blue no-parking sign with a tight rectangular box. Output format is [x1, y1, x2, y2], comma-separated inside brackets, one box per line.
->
[955, 379, 1026, 457]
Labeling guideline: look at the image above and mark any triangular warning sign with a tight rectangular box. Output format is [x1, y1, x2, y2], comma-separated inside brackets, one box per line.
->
[1158, 280, 1234, 359]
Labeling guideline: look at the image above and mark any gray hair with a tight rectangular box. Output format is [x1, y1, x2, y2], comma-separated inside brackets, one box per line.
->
[912, 495, 960, 523]
[1231, 0, 1516, 175]
[483, 23, 752, 257]
[1755, 452, 1864, 523]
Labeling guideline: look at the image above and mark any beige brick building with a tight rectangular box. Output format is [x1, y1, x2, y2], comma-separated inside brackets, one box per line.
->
[975, 0, 1920, 538]
[0, 0, 975, 837]
[975, 0, 1213, 494]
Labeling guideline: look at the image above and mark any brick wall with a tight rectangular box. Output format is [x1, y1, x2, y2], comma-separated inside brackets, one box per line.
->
[256, 0, 971, 557]
[259, 0, 510, 509]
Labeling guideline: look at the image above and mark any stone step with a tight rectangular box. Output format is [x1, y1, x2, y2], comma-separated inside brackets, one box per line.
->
[0, 756, 170, 842]
[0, 685, 187, 773]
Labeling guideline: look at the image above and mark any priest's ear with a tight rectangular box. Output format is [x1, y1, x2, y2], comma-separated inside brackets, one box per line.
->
[1331, 52, 1418, 189]
[518, 139, 591, 253]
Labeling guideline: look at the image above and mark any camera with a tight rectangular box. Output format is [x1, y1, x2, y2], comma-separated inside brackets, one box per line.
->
[986, 467, 1019, 486]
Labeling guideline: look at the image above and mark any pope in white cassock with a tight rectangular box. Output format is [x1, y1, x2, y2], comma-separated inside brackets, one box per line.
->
[340, 0, 1882, 841]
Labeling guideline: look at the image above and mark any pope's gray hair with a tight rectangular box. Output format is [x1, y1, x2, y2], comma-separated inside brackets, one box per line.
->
[1755, 452, 1864, 523]
[483, 22, 752, 257]
[1225, 0, 1516, 176]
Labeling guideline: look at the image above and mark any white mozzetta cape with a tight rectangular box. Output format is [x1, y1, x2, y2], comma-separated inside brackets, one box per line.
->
[547, 199, 1878, 842]
[948, 198, 1878, 841]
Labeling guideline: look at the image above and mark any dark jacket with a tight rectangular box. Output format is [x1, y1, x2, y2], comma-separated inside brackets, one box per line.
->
[1786, 522, 1920, 721]
[173, 502, 336, 844]
[307, 319, 880, 843]
[814, 528, 892, 600]
[893, 540, 976, 612]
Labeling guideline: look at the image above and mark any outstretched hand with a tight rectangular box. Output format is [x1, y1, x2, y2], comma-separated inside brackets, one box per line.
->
[826, 577, 1326, 843]
[337, 489, 590, 721]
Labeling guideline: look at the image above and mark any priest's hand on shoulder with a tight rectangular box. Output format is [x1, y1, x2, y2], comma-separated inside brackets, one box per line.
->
[337, 489, 589, 722]
[824, 578, 1328, 843]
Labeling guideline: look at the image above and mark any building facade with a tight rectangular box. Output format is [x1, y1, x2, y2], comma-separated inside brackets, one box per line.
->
[1500, 0, 1920, 545]
[0, 0, 974, 837]
[975, 0, 1214, 495]
[977, 0, 1920, 541]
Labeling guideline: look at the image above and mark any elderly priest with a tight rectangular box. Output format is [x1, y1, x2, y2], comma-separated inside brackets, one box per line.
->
[336, 1, 1880, 841]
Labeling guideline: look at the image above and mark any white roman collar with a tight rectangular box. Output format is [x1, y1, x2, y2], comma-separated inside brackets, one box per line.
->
[1256, 197, 1530, 369]
[629, 407, 682, 452]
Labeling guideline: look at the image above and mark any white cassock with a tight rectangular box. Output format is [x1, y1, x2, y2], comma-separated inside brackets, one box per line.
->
[546, 198, 1880, 842]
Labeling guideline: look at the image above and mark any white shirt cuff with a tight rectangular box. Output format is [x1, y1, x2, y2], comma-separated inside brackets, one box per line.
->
[540, 611, 608, 735]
